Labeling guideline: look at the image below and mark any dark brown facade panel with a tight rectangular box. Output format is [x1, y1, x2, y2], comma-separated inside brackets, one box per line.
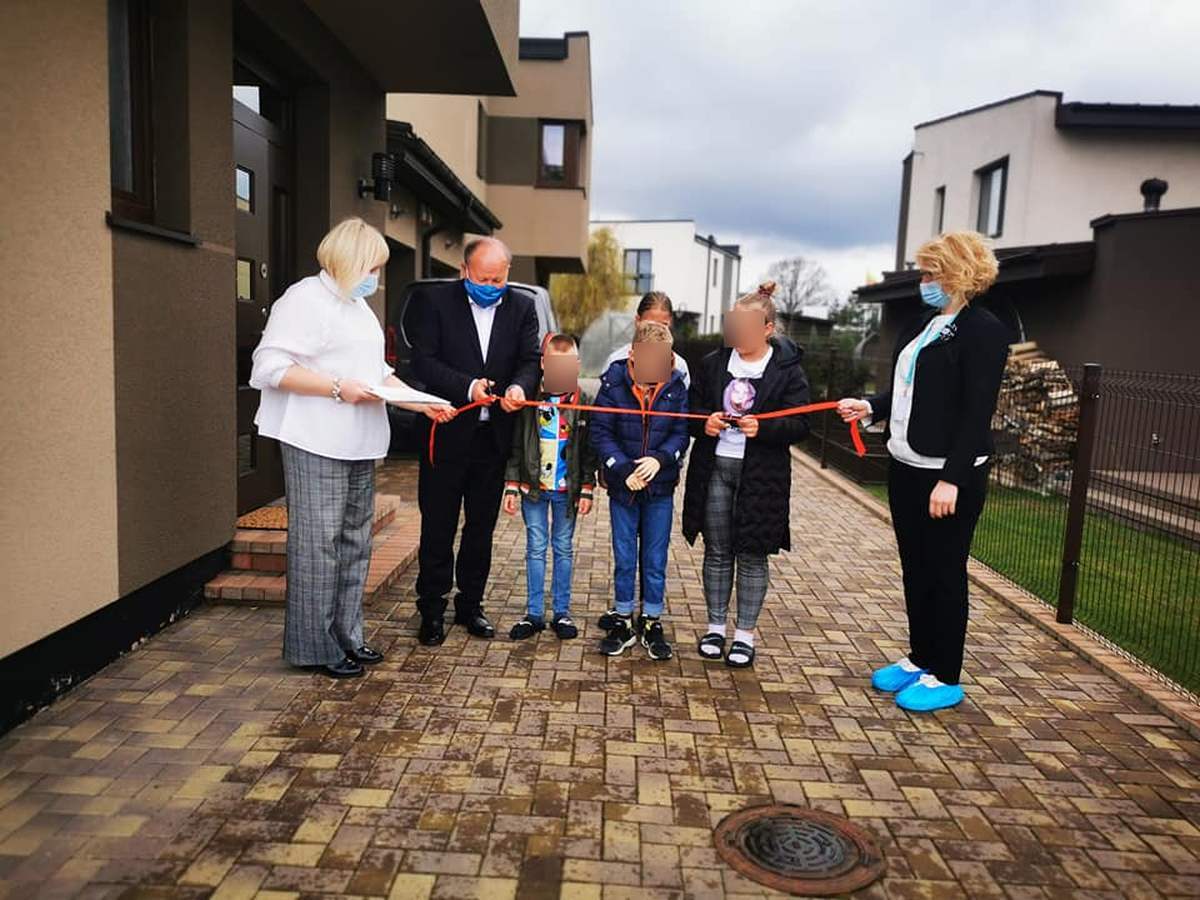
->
[486, 115, 539, 185]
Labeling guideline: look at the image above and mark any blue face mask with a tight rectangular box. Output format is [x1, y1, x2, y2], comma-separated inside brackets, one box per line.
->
[464, 277, 506, 308]
[350, 272, 379, 299]
[919, 280, 950, 309]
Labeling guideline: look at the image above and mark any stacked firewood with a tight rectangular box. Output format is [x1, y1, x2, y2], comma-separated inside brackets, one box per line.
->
[990, 342, 1078, 493]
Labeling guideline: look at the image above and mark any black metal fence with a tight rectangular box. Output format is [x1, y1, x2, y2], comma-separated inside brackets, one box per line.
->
[806, 350, 1200, 695]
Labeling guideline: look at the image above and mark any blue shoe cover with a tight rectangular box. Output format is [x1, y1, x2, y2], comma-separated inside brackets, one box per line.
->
[871, 661, 924, 692]
[895, 678, 964, 712]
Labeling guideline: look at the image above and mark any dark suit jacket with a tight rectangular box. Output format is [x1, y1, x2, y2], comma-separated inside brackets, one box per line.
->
[869, 304, 1013, 487]
[408, 280, 541, 459]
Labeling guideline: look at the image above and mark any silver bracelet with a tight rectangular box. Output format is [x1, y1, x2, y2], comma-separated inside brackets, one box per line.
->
[331, 377, 343, 403]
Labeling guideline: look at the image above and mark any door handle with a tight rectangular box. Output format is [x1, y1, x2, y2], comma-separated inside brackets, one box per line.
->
[260, 262, 268, 279]
[260, 306, 268, 318]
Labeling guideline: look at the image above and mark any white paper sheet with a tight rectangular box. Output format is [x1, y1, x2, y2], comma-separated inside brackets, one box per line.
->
[366, 384, 453, 406]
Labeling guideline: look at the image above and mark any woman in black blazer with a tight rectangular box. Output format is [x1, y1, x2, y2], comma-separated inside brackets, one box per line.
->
[838, 231, 1011, 712]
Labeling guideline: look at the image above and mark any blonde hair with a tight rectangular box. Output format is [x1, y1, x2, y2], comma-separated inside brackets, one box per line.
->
[317, 217, 389, 294]
[733, 280, 778, 323]
[633, 321, 673, 345]
[915, 231, 998, 302]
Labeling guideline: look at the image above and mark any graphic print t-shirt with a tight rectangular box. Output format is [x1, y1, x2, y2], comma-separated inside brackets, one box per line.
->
[716, 347, 773, 460]
[538, 395, 570, 491]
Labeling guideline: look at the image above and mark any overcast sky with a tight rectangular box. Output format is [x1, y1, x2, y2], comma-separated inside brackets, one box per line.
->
[519, 0, 1200, 301]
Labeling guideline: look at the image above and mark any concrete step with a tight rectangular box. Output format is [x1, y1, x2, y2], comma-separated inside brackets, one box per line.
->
[205, 499, 418, 604]
[227, 496, 401, 572]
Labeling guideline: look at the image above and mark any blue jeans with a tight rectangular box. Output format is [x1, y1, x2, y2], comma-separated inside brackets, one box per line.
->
[610, 495, 673, 618]
[521, 491, 576, 620]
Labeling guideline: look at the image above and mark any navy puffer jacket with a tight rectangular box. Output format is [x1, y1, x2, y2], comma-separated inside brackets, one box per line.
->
[591, 360, 690, 504]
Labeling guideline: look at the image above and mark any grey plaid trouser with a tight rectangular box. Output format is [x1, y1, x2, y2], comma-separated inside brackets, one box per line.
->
[702, 455, 770, 630]
[280, 442, 374, 666]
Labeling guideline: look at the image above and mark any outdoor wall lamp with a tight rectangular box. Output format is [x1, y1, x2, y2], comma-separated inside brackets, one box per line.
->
[358, 152, 396, 202]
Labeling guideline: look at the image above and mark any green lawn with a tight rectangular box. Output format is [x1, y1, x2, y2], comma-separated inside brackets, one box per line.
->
[862, 482, 1200, 694]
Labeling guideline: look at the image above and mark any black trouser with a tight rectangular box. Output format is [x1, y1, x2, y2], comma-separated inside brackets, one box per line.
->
[887, 458, 989, 686]
[416, 423, 507, 621]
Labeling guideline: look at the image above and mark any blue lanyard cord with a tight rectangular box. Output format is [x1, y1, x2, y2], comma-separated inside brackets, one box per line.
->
[902, 313, 957, 386]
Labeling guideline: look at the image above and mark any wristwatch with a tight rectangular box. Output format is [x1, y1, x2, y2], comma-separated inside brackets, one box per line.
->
[331, 377, 344, 403]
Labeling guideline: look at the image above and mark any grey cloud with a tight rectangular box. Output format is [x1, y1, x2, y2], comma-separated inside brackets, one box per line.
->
[521, 0, 1200, 265]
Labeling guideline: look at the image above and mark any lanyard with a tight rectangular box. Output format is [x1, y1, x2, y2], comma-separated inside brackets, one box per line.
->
[902, 313, 957, 386]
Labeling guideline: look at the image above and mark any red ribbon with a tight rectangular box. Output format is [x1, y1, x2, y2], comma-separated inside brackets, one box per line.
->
[427, 398, 865, 465]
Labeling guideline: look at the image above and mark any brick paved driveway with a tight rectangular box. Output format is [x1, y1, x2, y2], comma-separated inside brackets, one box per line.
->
[2, 458, 1199, 898]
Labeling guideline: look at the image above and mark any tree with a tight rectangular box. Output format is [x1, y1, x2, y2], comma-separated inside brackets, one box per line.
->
[828, 293, 880, 334]
[763, 256, 835, 317]
[549, 228, 628, 335]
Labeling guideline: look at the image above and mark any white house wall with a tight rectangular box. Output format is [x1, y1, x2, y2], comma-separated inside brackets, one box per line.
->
[904, 93, 1200, 261]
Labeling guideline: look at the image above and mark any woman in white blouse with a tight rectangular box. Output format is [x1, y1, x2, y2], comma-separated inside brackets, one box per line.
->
[250, 217, 454, 679]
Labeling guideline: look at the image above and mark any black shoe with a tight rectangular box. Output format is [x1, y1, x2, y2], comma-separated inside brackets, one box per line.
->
[597, 608, 622, 630]
[639, 616, 673, 661]
[599, 617, 636, 656]
[321, 656, 365, 679]
[509, 617, 545, 640]
[454, 609, 496, 639]
[418, 617, 446, 647]
[350, 645, 384, 665]
[553, 616, 578, 640]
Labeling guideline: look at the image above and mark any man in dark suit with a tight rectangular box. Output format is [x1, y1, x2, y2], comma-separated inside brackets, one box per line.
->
[408, 237, 541, 646]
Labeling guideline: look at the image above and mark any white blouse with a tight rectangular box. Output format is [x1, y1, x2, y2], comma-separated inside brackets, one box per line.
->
[249, 270, 392, 460]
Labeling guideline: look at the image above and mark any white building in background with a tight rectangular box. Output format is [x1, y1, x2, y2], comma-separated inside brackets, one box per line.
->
[895, 90, 1200, 269]
[590, 218, 742, 335]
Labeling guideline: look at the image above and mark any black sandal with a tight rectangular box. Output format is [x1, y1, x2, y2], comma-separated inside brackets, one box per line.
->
[698, 632, 725, 660]
[726, 641, 755, 668]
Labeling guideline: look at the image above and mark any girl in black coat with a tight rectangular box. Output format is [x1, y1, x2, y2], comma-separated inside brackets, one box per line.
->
[838, 231, 1009, 713]
[682, 282, 811, 668]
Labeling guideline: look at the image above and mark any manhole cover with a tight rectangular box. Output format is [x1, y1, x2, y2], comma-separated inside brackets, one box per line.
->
[713, 804, 886, 895]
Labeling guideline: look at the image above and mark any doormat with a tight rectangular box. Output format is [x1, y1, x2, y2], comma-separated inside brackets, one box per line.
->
[713, 804, 885, 895]
[235, 506, 288, 530]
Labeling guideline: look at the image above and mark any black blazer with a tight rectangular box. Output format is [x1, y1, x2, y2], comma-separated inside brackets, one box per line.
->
[408, 280, 541, 458]
[681, 336, 811, 556]
[869, 304, 1012, 487]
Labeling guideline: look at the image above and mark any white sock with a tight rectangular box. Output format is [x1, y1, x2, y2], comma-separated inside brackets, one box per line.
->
[897, 656, 921, 673]
[733, 629, 755, 647]
[707, 622, 726, 637]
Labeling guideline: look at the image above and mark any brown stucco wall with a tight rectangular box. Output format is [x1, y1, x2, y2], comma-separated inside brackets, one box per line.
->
[112, 0, 236, 594]
[0, 0, 120, 656]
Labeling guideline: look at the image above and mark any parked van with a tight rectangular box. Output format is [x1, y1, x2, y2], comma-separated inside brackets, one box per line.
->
[384, 279, 560, 454]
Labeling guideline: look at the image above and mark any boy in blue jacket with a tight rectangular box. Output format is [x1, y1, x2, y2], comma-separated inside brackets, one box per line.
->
[591, 320, 690, 659]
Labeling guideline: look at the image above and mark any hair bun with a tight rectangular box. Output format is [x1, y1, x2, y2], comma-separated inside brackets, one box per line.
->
[756, 280, 778, 299]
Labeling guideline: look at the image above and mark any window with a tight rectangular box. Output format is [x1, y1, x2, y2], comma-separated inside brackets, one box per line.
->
[976, 159, 1007, 237]
[235, 167, 253, 213]
[933, 185, 945, 234]
[537, 120, 582, 188]
[108, 0, 154, 222]
[712, 257, 719, 286]
[623, 249, 653, 294]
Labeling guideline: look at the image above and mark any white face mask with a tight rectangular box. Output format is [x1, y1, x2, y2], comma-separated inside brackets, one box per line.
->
[351, 272, 379, 299]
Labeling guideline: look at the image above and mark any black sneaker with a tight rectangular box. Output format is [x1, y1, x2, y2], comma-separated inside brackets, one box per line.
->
[509, 617, 545, 640]
[597, 608, 622, 630]
[598, 617, 636, 656]
[552, 616, 578, 640]
[639, 616, 673, 661]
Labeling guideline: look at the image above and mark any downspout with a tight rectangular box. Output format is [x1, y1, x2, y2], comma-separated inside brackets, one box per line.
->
[421, 197, 479, 278]
[420, 221, 453, 278]
[702, 235, 713, 335]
